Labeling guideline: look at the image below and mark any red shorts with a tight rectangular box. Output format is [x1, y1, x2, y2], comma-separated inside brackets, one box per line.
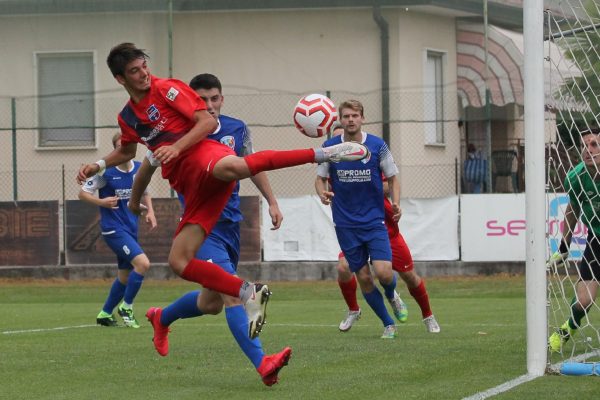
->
[390, 232, 413, 272]
[162, 140, 236, 236]
[338, 232, 413, 272]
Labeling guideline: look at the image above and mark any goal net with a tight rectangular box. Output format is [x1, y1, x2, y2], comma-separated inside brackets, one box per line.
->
[545, 0, 600, 373]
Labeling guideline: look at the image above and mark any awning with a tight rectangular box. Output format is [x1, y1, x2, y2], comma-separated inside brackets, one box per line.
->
[457, 22, 581, 110]
[457, 22, 524, 108]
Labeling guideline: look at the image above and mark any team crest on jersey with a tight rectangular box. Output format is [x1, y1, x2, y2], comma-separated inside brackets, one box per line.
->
[220, 135, 235, 149]
[166, 87, 179, 101]
[146, 104, 160, 122]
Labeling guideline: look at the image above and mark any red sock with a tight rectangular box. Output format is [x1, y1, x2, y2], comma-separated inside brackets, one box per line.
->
[338, 275, 360, 312]
[244, 149, 315, 176]
[409, 280, 432, 318]
[181, 259, 244, 298]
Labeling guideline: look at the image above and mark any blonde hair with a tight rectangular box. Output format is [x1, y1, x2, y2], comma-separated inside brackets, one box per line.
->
[338, 99, 364, 117]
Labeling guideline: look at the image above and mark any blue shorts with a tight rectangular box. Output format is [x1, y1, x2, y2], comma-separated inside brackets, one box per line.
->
[195, 220, 240, 275]
[102, 230, 144, 270]
[335, 225, 391, 273]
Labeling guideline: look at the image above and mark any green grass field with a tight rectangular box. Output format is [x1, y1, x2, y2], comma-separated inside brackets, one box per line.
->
[0, 275, 597, 400]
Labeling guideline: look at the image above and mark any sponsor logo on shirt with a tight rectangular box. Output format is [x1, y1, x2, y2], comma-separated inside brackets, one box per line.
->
[142, 117, 169, 143]
[166, 87, 179, 101]
[146, 104, 160, 122]
[220, 135, 235, 149]
[115, 188, 132, 199]
[336, 169, 371, 183]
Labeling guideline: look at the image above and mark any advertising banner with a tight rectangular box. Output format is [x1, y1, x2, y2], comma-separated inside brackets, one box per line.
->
[262, 196, 459, 261]
[0, 201, 59, 266]
[66, 196, 260, 265]
[461, 194, 525, 261]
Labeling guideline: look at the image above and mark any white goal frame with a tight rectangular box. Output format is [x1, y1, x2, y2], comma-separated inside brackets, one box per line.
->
[524, 0, 548, 377]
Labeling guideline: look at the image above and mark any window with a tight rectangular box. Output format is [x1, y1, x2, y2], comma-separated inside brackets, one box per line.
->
[37, 52, 95, 147]
[424, 50, 445, 145]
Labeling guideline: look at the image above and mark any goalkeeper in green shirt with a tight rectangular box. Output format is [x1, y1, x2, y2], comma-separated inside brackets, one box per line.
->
[549, 128, 600, 353]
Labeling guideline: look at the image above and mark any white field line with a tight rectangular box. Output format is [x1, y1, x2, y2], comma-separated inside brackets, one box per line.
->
[462, 350, 600, 400]
[461, 374, 540, 400]
[2, 321, 522, 335]
[2, 324, 98, 334]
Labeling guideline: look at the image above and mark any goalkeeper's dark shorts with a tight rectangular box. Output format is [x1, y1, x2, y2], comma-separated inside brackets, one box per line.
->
[580, 230, 600, 281]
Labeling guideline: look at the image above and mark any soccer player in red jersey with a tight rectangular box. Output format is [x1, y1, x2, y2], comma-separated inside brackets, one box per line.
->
[76, 43, 368, 340]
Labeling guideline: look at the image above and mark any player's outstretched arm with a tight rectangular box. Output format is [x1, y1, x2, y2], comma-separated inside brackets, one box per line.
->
[142, 192, 157, 229]
[78, 190, 119, 209]
[130, 157, 158, 216]
[251, 172, 283, 230]
[386, 175, 401, 222]
[76, 142, 137, 184]
[315, 176, 334, 205]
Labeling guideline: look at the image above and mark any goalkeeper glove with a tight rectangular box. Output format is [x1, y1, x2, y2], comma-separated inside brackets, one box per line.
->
[547, 240, 569, 268]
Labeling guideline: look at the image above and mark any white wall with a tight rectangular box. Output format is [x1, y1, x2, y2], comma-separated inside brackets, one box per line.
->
[0, 8, 460, 201]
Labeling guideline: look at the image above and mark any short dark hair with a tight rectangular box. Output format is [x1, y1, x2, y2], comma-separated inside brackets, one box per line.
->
[106, 43, 149, 77]
[189, 73, 222, 92]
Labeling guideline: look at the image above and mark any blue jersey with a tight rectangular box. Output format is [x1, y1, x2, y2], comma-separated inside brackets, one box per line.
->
[178, 114, 252, 223]
[82, 161, 141, 236]
[317, 132, 398, 228]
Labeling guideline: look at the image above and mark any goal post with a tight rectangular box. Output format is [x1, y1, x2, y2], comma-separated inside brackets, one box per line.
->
[524, 0, 548, 377]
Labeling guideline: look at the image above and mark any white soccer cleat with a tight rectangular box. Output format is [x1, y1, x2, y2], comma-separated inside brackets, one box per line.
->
[339, 309, 361, 332]
[323, 141, 370, 163]
[423, 315, 441, 333]
[245, 283, 272, 339]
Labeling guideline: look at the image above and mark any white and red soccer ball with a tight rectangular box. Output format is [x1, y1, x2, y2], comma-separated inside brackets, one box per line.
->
[293, 93, 338, 138]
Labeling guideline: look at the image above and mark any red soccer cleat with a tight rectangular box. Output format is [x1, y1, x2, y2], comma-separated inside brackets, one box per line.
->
[145, 307, 170, 357]
[256, 347, 292, 386]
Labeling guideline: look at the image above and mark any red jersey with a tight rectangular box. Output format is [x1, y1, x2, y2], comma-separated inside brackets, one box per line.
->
[118, 75, 205, 151]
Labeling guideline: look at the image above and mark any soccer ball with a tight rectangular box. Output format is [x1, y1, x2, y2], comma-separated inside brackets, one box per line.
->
[293, 94, 338, 138]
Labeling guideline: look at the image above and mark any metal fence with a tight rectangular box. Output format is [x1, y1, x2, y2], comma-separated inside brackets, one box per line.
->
[0, 87, 525, 203]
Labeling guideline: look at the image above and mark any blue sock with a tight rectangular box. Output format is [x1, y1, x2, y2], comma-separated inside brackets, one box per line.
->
[362, 287, 395, 327]
[160, 290, 203, 326]
[123, 270, 145, 305]
[381, 274, 397, 300]
[225, 305, 264, 368]
[102, 278, 126, 314]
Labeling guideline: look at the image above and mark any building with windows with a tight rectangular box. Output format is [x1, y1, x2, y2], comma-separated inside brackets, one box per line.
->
[0, 0, 528, 201]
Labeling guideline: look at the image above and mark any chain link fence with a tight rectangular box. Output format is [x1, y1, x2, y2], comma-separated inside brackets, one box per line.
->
[0, 87, 524, 203]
